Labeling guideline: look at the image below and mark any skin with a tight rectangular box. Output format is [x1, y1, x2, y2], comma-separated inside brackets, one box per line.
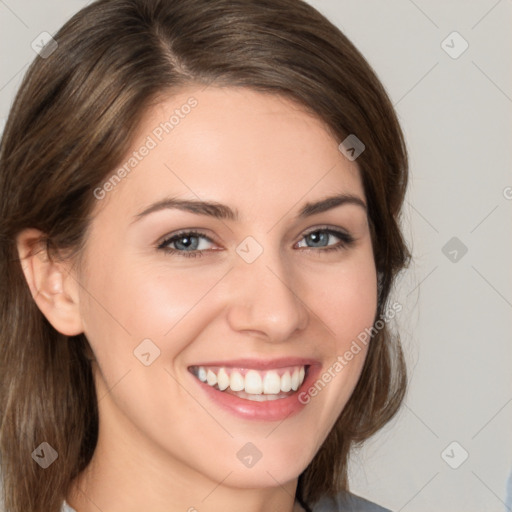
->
[17, 85, 377, 512]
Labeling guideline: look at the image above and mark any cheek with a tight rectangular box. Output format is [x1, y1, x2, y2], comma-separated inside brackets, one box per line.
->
[298, 252, 377, 408]
[335, 269, 377, 345]
[119, 262, 230, 338]
[306, 253, 378, 349]
[78, 258, 231, 373]
[81, 256, 218, 331]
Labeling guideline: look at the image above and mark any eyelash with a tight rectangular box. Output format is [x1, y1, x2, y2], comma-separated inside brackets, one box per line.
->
[157, 227, 355, 258]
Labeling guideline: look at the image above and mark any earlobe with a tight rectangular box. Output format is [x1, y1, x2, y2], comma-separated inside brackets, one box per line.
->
[16, 228, 84, 336]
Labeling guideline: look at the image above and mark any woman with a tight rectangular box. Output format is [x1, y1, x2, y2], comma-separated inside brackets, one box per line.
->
[0, 0, 410, 511]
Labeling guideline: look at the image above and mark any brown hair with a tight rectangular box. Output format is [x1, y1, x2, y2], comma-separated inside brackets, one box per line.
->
[0, 0, 410, 510]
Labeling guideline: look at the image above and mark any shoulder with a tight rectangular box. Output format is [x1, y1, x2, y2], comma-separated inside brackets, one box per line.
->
[311, 490, 392, 512]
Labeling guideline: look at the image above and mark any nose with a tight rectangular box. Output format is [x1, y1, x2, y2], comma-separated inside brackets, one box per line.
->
[225, 245, 309, 342]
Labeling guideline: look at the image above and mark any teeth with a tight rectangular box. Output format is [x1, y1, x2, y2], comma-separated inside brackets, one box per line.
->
[239, 391, 284, 401]
[281, 371, 292, 392]
[291, 369, 300, 391]
[197, 366, 207, 382]
[206, 369, 217, 386]
[192, 365, 307, 395]
[299, 366, 305, 384]
[245, 370, 263, 394]
[230, 371, 245, 392]
[217, 368, 230, 391]
[263, 371, 281, 394]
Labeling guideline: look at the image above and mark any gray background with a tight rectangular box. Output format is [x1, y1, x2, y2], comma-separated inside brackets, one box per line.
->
[1, 1, 511, 511]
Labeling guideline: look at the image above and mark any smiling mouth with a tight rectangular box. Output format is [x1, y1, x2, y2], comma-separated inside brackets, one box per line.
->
[188, 365, 309, 401]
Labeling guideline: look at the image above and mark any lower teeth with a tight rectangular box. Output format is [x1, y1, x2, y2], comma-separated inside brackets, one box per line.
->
[220, 387, 292, 401]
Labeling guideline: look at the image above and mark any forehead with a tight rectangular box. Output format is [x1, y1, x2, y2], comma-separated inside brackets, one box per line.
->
[93, 86, 364, 222]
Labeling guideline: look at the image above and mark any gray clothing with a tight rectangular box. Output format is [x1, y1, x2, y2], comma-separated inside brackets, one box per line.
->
[311, 491, 391, 511]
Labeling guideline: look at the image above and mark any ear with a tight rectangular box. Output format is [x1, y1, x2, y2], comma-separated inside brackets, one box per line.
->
[16, 228, 84, 336]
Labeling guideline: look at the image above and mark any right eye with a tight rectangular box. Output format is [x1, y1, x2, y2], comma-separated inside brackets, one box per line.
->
[157, 230, 217, 258]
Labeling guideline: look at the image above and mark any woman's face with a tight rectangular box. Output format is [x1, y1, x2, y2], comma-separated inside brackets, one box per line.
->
[76, 86, 377, 490]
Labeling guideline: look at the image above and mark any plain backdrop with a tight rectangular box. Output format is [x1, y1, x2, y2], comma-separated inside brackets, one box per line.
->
[0, 1, 511, 511]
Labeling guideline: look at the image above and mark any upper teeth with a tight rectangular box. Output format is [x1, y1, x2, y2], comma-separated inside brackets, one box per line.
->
[193, 366, 306, 395]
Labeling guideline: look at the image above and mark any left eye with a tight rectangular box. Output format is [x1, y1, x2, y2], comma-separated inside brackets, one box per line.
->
[297, 228, 353, 250]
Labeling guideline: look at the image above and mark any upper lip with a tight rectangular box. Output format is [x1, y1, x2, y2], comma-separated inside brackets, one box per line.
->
[188, 357, 319, 370]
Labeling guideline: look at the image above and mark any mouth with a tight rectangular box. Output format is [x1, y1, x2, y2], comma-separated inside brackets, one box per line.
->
[188, 364, 309, 402]
[187, 358, 320, 421]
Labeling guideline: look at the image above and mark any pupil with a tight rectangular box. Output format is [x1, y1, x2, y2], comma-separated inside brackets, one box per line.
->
[177, 235, 197, 250]
[308, 231, 327, 247]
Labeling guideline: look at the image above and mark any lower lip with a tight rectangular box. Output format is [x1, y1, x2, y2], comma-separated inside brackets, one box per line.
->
[191, 365, 321, 421]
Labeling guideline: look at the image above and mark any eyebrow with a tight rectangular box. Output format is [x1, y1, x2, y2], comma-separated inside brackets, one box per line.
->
[131, 193, 367, 224]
